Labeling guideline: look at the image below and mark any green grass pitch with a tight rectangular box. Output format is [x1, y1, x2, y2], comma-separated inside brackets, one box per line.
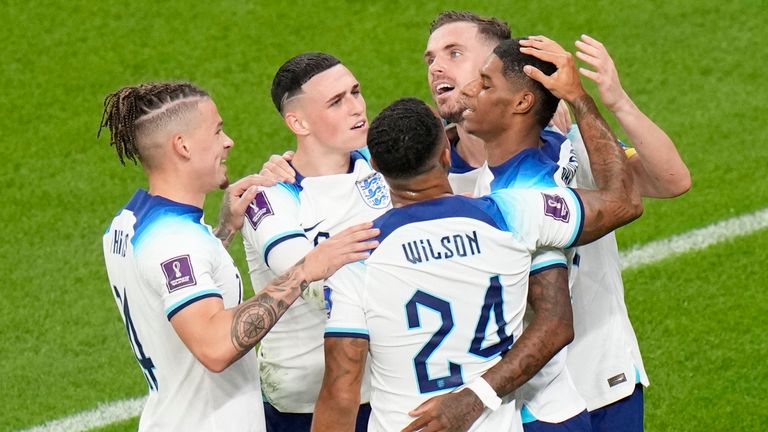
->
[1, 0, 766, 430]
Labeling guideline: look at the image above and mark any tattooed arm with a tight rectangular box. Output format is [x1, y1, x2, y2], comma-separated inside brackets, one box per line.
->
[213, 174, 276, 248]
[311, 338, 368, 432]
[172, 222, 379, 372]
[402, 268, 571, 432]
[521, 36, 643, 245]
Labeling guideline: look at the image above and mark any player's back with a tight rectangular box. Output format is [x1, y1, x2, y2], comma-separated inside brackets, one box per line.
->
[103, 189, 263, 431]
[328, 194, 560, 431]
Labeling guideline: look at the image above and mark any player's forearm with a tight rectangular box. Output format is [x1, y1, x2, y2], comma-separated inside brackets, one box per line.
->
[229, 260, 309, 353]
[570, 94, 643, 242]
[611, 99, 691, 198]
[480, 269, 573, 397]
[312, 391, 360, 432]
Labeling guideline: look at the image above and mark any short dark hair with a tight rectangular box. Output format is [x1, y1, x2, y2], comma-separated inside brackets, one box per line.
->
[493, 38, 560, 128]
[429, 10, 511, 44]
[98, 82, 209, 166]
[270, 52, 341, 114]
[367, 97, 444, 180]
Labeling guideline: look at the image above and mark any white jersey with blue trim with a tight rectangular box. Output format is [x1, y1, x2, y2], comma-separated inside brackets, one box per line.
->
[565, 126, 649, 411]
[325, 189, 584, 431]
[102, 189, 264, 432]
[473, 129, 588, 424]
[241, 150, 390, 413]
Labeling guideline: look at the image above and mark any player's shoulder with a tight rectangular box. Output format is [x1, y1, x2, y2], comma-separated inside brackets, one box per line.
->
[373, 195, 507, 243]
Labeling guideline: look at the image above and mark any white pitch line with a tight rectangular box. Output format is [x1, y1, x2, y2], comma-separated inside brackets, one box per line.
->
[18, 397, 145, 432]
[18, 207, 768, 432]
[620, 207, 768, 270]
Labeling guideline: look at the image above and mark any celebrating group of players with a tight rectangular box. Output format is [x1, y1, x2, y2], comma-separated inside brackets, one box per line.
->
[101, 10, 690, 432]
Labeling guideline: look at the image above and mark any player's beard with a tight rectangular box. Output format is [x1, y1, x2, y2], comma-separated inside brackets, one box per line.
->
[440, 106, 465, 124]
[219, 175, 229, 190]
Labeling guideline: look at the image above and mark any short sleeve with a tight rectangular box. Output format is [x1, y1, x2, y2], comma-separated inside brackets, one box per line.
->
[531, 247, 567, 275]
[324, 262, 369, 340]
[135, 222, 222, 321]
[241, 183, 312, 274]
[489, 187, 584, 250]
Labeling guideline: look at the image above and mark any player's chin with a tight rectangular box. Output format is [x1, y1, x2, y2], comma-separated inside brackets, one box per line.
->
[219, 174, 230, 190]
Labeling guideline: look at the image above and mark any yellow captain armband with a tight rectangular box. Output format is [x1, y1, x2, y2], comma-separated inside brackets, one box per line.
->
[625, 147, 637, 158]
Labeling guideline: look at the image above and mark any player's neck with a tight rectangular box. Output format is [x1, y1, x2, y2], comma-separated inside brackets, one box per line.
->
[147, 173, 206, 209]
[291, 139, 351, 177]
[387, 166, 453, 208]
[455, 124, 488, 168]
[484, 123, 542, 167]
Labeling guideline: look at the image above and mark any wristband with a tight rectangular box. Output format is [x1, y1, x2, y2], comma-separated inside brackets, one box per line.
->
[465, 377, 502, 411]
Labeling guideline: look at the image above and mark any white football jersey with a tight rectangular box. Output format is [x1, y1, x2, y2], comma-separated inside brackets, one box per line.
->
[471, 130, 587, 423]
[241, 150, 390, 413]
[103, 189, 264, 431]
[565, 126, 649, 411]
[326, 189, 585, 431]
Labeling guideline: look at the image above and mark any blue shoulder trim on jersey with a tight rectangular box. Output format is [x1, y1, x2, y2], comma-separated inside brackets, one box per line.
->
[373, 195, 505, 244]
[275, 181, 302, 202]
[530, 261, 567, 276]
[355, 146, 372, 162]
[520, 405, 537, 423]
[165, 289, 222, 320]
[566, 189, 585, 248]
[449, 141, 477, 174]
[350, 149, 368, 169]
[126, 189, 207, 249]
[540, 128, 568, 164]
[489, 148, 559, 192]
[264, 230, 307, 268]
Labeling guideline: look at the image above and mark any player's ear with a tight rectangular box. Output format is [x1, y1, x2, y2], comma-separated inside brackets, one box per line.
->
[513, 90, 535, 115]
[171, 133, 192, 160]
[284, 111, 310, 137]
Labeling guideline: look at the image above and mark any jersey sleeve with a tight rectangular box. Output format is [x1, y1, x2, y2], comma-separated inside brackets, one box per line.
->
[324, 262, 369, 340]
[240, 183, 313, 274]
[490, 187, 584, 250]
[531, 247, 567, 275]
[135, 223, 223, 321]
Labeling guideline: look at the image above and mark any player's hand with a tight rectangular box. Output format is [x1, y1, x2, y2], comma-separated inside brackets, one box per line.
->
[575, 34, 630, 113]
[519, 35, 586, 103]
[401, 388, 484, 432]
[259, 151, 296, 183]
[215, 174, 276, 247]
[301, 222, 379, 281]
[549, 100, 572, 134]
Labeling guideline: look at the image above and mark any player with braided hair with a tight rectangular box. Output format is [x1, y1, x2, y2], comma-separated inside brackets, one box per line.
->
[100, 81, 379, 431]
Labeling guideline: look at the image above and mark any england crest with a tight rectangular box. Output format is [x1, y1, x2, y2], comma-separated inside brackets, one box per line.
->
[356, 172, 390, 209]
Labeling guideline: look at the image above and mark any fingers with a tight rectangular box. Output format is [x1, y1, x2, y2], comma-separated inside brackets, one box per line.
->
[574, 50, 601, 69]
[522, 65, 552, 87]
[520, 35, 568, 55]
[519, 46, 569, 67]
[260, 154, 296, 183]
[578, 67, 599, 82]
[229, 174, 276, 195]
[575, 39, 602, 59]
[232, 185, 260, 213]
[402, 413, 433, 432]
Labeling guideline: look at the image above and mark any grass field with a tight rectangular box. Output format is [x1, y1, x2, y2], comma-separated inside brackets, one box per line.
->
[1, 0, 766, 430]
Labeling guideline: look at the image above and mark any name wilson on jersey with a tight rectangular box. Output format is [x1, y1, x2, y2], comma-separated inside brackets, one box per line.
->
[401, 230, 481, 264]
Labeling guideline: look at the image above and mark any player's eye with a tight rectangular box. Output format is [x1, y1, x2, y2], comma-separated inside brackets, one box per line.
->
[450, 50, 462, 59]
[330, 98, 341, 107]
[425, 56, 435, 65]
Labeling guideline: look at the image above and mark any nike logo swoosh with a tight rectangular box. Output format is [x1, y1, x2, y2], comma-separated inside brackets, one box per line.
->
[302, 220, 325, 233]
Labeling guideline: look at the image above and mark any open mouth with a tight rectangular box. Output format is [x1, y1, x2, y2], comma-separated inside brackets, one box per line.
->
[351, 120, 367, 130]
[435, 82, 455, 96]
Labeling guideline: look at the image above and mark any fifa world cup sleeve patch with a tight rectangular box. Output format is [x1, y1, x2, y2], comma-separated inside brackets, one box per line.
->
[541, 193, 570, 223]
[161, 255, 197, 293]
[245, 191, 274, 230]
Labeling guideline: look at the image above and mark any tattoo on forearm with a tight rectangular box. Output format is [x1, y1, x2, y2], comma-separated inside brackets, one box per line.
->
[230, 262, 308, 351]
[483, 269, 571, 397]
[214, 226, 235, 247]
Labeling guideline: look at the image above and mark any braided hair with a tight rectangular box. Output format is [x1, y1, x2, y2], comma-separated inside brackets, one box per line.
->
[98, 82, 209, 165]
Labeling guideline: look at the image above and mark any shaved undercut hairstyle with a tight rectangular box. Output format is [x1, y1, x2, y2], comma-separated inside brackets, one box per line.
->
[494, 38, 560, 128]
[98, 82, 209, 166]
[429, 10, 511, 44]
[367, 97, 444, 180]
[270, 52, 341, 115]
